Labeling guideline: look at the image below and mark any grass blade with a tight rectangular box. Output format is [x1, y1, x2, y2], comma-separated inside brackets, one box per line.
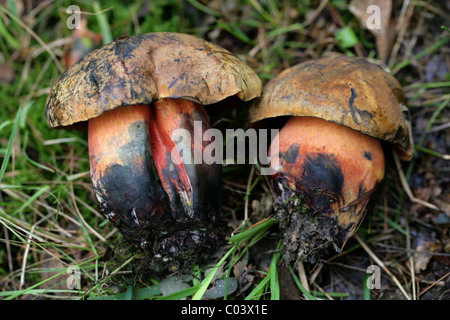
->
[192, 245, 235, 300]
[269, 250, 280, 300]
[287, 264, 317, 300]
[229, 217, 277, 245]
[0, 107, 21, 183]
[245, 273, 271, 300]
[186, 0, 222, 17]
[93, 1, 112, 45]
[157, 285, 200, 300]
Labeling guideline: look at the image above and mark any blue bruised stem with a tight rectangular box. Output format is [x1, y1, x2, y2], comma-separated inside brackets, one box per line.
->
[88, 105, 169, 246]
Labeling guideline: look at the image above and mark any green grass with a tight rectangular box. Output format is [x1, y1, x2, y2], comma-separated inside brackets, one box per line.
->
[0, 0, 449, 301]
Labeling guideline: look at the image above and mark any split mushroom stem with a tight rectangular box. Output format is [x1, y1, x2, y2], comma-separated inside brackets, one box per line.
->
[150, 99, 222, 221]
[88, 99, 221, 246]
[88, 104, 165, 235]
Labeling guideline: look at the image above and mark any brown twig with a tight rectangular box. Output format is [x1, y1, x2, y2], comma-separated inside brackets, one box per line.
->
[355, 234, 412, 300]
[244, 165, 256, 221]
[392, 150, 440, 211]
[418, 272, 450, 298]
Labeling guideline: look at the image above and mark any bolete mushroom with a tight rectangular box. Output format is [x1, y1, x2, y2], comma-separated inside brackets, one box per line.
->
[249, 55, 413, 264]
[46, 32, 261, 269]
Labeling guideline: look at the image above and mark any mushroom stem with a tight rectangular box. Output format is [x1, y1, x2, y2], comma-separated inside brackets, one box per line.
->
[88, 100, 222, 252]
[88, 105, 168, 242]
[269, 116, 385, 262]
[150, 98, 222, 223]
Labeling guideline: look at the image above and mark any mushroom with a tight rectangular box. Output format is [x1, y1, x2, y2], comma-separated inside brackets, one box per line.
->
[46, 32, 261, 269]
[249, 55, 413, 264]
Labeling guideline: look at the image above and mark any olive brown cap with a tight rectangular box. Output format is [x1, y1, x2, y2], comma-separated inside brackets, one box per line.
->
[249, 55, 414, 160]
[46, 32, 262, 128]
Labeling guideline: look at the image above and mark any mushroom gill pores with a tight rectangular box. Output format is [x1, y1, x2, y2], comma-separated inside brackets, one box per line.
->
[250, 56, 413, 264]
[45, 32, 261, 268]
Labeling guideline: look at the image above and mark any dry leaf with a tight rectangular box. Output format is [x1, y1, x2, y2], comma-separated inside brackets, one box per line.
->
[349, 0, 394, 62]
[413, 232, 441, 274]
[414, 241, 434, 274]
[233, 260, 246, 279]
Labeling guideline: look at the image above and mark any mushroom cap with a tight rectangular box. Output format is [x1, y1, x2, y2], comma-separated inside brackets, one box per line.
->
[46, 32, 262, 128]
[249, 55, 414, 160]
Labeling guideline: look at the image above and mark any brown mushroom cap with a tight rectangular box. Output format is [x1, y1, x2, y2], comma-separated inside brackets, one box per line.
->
[46, 32, 262, 128]
[249, 56, 414, 160]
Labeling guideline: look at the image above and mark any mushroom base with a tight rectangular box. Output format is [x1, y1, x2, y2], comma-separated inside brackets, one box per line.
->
[274, 199, 350, 265]
[104, 206, 222, 272]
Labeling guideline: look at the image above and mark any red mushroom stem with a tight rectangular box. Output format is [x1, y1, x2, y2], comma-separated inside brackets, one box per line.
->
[150, 98, 222, 222]
[269, 116, 385, 262]
[88, 100, 221, 252]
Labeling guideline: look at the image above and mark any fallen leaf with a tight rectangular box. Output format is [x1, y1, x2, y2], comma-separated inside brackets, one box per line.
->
[349, 0, 394, 62]
[233, 260, 246, 279]
[159, 275, 191, 297]
[413, 231, 441, 274]
[414, 241, 434, 274]
[203, 278, 238, 299]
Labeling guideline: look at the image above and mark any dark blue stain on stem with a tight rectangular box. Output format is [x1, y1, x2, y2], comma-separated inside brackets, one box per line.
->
[300, 153, 344, 215]
[283, 143, 300, 164]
